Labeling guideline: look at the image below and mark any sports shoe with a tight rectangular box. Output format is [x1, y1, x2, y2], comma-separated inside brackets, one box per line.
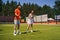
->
[17, 31, 21, 35]
[31, 30, 33, 32]
[13, 32, 16, 36]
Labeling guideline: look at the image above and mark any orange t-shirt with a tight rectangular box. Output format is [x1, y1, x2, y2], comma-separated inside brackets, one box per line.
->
[14, 8, 21, 20]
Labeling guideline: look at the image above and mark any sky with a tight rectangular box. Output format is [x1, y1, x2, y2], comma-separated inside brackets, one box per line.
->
[2, 0, 55, 8]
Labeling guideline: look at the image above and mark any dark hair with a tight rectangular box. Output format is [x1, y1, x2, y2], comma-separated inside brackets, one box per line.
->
[30, 10, 34, 13]
[15, 5, 21, 8]
[17, 5, 20, 7]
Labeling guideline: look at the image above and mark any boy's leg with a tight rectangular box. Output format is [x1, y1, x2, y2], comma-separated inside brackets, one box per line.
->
[17, 20, 21, 34]
[14, 20, 17, 35]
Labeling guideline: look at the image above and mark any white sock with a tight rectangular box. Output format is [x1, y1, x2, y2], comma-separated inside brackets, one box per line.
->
[17, 30, 21, 33]
[17, 30, 21, 34]
[14, 30, 16, 33]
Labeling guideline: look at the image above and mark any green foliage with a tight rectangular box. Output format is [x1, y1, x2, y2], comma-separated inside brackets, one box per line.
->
[54, 0, 60, 15]
[0, 0, 2, 15]
[1, 0, 60, 19]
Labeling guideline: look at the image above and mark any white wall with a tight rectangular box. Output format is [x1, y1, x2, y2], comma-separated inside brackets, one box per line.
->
[55, 15, 60, 19]
[26, 14, 48, 22]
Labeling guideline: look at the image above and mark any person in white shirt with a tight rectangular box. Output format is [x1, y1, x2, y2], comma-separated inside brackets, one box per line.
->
[27, 10, 34, 32]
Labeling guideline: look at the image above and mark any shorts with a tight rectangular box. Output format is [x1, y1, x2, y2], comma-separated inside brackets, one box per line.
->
[27, 19, 33, 24]
[14, 20, 20, 25]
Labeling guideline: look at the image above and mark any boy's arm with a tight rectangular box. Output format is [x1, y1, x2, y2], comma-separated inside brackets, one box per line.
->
[15, 13, 19, 16]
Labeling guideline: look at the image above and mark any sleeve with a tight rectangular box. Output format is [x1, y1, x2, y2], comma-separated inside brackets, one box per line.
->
[15, 9, 17, 14]
[14, 9, 18, 16]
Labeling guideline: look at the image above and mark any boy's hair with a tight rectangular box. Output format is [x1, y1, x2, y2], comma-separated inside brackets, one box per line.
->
[30, 10, 34, 13]
[15, 5, 21, 8]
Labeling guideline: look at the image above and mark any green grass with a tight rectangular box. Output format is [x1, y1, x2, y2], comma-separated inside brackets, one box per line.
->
[0, 23, 60, 40]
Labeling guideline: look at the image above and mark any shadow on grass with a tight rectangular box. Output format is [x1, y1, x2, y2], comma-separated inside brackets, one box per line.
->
[21, 30, 41, 34]
[21, 32, 27, 34]
[33, 30, 40, 32]
[0, 29, 3, 31]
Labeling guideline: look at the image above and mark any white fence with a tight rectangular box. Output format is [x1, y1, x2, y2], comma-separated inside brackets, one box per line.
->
[55, 15, 60, 19]
[26, 14, 48, 22]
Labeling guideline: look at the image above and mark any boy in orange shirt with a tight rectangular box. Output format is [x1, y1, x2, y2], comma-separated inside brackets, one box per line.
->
[14, 5, 21, 35]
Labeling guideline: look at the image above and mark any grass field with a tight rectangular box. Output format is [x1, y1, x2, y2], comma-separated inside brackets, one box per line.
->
[0, 23, 60, 40]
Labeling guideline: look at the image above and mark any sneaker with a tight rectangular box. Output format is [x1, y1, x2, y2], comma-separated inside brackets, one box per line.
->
[31, 30, 33, 32]
[13, 32, 16, 36]
[17, 31, 21, 35]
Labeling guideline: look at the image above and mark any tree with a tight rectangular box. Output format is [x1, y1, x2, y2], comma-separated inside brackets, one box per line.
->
[2, 0, 59, 19]
[2, 2, 5, 16]
[9, 0, 17, 16]
[0, 0, 2, 12]
[54, 0, 60, 15]
[42, 5, 54, 18]
[18, 2, 21, 6]
[5, 0, 10, 16]
[33, 4, 41, 15]
[0, 0, 2, 15]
